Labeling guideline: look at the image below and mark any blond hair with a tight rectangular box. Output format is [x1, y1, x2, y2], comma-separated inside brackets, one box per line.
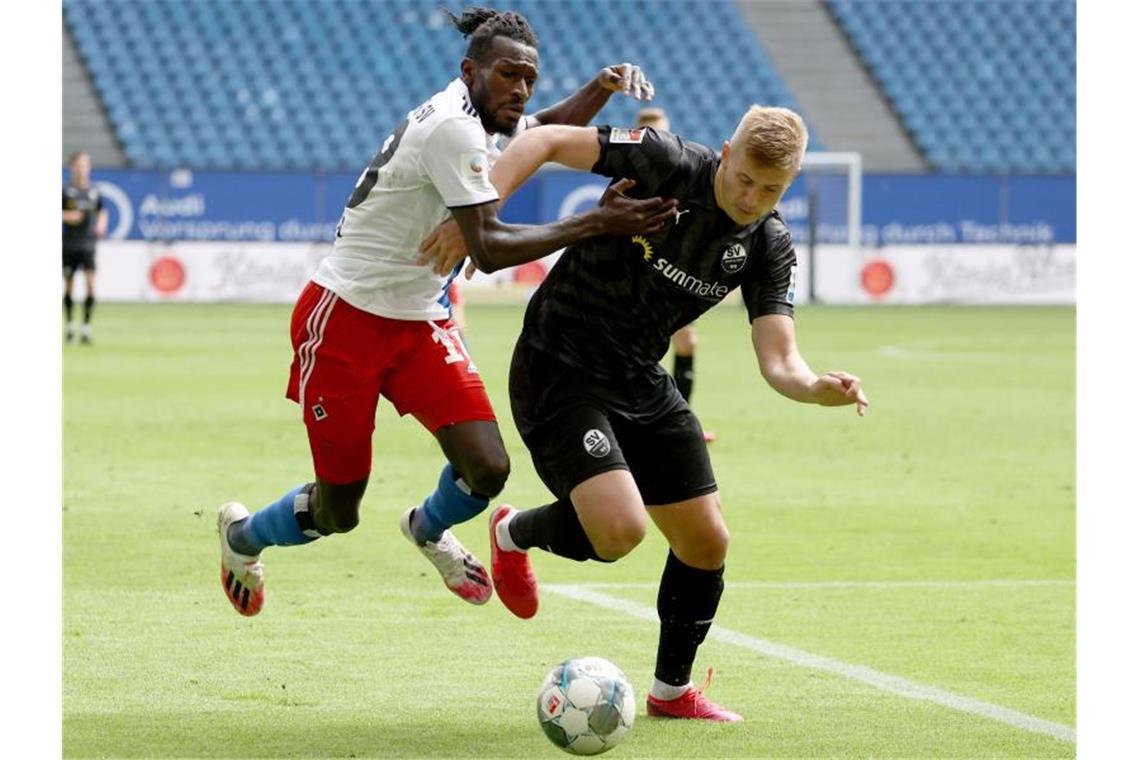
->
[635, 107, 670, 131]
[730, 105, 807, 170]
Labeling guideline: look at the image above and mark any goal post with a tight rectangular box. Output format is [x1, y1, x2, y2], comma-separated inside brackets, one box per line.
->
[786, 151, 863, 303]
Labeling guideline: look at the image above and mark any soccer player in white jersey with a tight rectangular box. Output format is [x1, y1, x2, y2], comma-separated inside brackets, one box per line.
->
[215, 7, 678, 617]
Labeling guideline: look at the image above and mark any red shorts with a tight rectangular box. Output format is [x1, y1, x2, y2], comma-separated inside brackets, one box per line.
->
[285, 282, 496, 484]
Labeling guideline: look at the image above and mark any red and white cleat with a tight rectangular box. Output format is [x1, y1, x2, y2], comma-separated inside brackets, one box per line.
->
[217, 502, 265, 617]
[400, 507, 492, 605]
[646, 669, 743, 722]
[489, 505, 539, 619]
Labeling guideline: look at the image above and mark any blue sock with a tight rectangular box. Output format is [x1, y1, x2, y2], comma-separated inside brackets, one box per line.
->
[412, 463, 490, 543]
[228, 484, 320, 555]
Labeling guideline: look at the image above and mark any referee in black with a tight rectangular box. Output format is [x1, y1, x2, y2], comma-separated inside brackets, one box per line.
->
[62, 151, 106, 345]
[421, 105, 869, 722]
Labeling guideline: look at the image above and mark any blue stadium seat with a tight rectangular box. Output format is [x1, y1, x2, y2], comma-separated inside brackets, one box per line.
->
[66, 0, 812, 170]
[827, 0, 1074, 173]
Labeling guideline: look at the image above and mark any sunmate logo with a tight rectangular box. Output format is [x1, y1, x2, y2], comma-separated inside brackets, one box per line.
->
[652, 258, 731, 298]
[632, 236, 732, 298]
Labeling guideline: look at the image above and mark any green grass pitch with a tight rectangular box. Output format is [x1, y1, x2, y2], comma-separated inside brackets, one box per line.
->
[63, 302, 1074, 758]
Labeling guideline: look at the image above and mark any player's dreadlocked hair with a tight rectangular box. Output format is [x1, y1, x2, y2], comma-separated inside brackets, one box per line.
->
[443, 6, 539, 61]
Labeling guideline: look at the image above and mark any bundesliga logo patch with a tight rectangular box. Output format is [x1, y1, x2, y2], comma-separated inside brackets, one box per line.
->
[461, 150, 493, 191]
[311, 404, 327, 421]
[610, 128, 646, 144]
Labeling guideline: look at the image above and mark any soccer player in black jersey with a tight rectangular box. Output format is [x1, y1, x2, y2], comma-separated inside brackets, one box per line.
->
[62, 151, 107, 345]
[423, 105, 869, 722]
[635, 106, 716, 443]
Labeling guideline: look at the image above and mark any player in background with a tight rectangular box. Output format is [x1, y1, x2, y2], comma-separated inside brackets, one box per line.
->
[62, 151, 107, 345]
[635, 107, 716, 443]
[421, 107, 868, 721]
[215, 7, 676, 617]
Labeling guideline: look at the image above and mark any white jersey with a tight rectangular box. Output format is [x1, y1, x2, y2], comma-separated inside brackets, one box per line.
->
[313, 78, 525, 320]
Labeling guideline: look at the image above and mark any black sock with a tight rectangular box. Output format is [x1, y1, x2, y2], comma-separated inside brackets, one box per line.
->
[673, 354, 694, 402]
[508, 498, 610, 562]
[63, 294, 73, 322]
[654, 550, 724, 686]
[83, 295, 95, 324]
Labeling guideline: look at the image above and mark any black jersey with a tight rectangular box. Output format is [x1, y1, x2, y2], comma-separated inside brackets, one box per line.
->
[518, 125, 798, 379]
[62, 183, 104, 252]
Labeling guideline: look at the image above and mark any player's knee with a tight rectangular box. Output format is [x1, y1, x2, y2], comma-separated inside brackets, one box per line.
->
[312, 493, 362, 534]
[461, 450, 510, 498]
[317, 507, 360, 534]
[591, 519, 646, 561]
[677, 524, 730, 569]
[673, 326, 697, 355]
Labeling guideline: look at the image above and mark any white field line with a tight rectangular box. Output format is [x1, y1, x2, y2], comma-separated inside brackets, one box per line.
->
[558, 579, 1074, 591]
[544, 583, 1076, 744]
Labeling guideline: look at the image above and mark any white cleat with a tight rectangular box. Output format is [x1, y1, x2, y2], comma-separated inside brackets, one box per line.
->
[217, 502, 265, 616]
[399, 507, 492, 605]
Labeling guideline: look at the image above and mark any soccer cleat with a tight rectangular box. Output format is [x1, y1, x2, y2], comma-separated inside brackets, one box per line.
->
[646, 668, 743, 722]
[80, 325, 93, 345]
[217, 502, 265, 616]
[489, 505, 539, 619]
[399, 507, 492, 605]
[702, 430, 718, 443]
[65, 325, 76, 344]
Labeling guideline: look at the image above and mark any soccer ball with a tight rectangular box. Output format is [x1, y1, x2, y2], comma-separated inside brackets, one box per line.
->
[536, 656, 636, 755]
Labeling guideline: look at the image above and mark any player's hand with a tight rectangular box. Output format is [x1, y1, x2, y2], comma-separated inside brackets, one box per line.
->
[811, 371, 870, 416]
[593, 178, 678, 235]
[597, 63, 655, 101]
[417, 217, 468, 276]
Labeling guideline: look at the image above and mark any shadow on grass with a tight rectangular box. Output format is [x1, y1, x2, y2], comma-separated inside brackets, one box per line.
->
[64, 711, 546, 758]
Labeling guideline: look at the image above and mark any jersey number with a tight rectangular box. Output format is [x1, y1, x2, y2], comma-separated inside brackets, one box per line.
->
[432, 326, 479, 374]
[344, 119, 410, 210]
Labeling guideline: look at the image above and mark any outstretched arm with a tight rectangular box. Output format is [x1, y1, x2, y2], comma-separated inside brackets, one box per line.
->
[527, 63, 654, 128]
[490, 125, 602, 203]
[422, 125, 677, 275]
[449, 177, 673, 275]
[751, 314, 869, 416]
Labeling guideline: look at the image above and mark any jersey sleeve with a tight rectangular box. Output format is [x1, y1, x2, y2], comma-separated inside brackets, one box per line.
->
[420, 117, 500, 208]
[741, 215, 798, 322]
[590, 125, 691, 196]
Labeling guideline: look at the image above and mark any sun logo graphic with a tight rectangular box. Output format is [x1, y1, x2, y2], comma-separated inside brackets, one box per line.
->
[632, 235, 654, 261]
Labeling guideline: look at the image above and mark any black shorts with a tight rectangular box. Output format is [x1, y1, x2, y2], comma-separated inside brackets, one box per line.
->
[63, 248, 96, 275]
[509, 343, 717, 505]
